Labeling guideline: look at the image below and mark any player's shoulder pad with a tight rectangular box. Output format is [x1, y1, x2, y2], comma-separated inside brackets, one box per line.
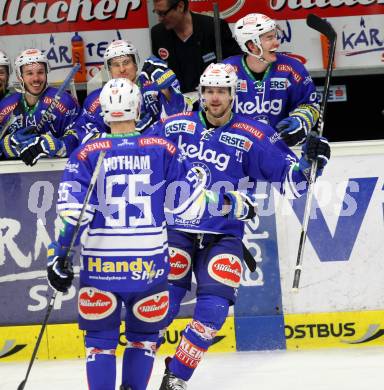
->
[230, 114, 272, 142]
[137, 135, 177, 155]
[42, 87, 75, 114]
[0, 93, 20, 123]
[160, 111, 196, 124]
[83, 88, 102, 114]
[222, 54, 242, 65]
[75, 138, 113, 161]
[275, 53, 308, 83]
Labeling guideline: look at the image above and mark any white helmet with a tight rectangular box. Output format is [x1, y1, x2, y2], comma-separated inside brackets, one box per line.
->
[234, 13, 276, 57]
[104, 40, 140, 71]
[199, 63, 238, 101]
[14, 48, 50, 79]
[100, 78, 142, 123]
[0, 50, 11, 74]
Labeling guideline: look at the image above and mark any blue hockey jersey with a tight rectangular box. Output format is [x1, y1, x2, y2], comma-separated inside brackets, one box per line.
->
[74, 80, 190, 143]
[222, 53, 319, 130]
[57, 133, 210, 292]
[148, 111, 309, 238]
[0, 87, 80, 157]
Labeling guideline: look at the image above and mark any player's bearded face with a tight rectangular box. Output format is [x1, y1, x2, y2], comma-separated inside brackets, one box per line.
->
[109, 55, 137, 82]
[204, 87, 232, 118]
[21, 63, 47, 95]
[0, 66, 8, 94]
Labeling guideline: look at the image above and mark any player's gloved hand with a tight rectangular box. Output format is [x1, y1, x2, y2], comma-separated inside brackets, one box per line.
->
[141, 56, 176, 90]
[223, 191, 257, 221]
[276, 115, 308, 146]
[299, 132, 330, 179]
[47, 241, 74, 293]
[19, 133, 65, 166]
[10, 126, 37, 147]
[1, 134, 20, 158]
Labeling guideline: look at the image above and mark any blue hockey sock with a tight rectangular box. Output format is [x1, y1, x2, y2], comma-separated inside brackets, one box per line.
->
[168, 295, 230, 381]
[121, 331, 159, 390]
[85, 329, 119, 390]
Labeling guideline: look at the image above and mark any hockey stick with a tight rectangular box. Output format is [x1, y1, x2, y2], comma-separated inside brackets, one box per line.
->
[292, 14, 336, 291]
[213, 2, 222, 62]
[17, 149, 106, 390]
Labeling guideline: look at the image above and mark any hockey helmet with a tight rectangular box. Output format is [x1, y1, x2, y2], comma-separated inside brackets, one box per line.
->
[199, 63, 237, 101]
[234, 13, 277, 56]
[104, 40, 140, 70]
[0, 50, 11, 74]
[14, 48, 50, 79]
[100, 78, 142, 123]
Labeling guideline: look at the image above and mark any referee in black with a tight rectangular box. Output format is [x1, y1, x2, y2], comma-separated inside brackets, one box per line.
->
[151, 0, 242, 93]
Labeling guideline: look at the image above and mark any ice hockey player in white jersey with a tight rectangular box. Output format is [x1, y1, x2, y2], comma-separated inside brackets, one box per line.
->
[223, 13, 320, 147]
[147, 63, 331, 390]
[47, 78, 255, 390]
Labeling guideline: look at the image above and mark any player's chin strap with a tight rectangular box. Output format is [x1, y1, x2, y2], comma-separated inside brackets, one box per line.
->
[15, 80, 48, 100]
[247, 42, 276, 65]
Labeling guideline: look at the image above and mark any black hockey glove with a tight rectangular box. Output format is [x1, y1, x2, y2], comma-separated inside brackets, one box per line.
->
[299, 132, 330, 179]
[141, 56, 176, 90]
[47, 241, 74, 293]
[223, 191, 257, 221]
[20, 134, 64, 166]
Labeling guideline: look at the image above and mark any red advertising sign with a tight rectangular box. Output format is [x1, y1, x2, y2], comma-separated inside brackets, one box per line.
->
[0, 0, 148, 36]
[189, 0, 384, 21]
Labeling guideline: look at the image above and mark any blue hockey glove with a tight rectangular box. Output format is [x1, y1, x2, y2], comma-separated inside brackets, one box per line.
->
[47, 241, 74, 293]
[10, 126, 37, 146]
[19, 133, 65, 166]
[223, 191, 257, 221]
[299, 132, 330, 179]
[141, 56, 176, 90]
[1, 134, 20, 158]
[276, 116, 308, 146]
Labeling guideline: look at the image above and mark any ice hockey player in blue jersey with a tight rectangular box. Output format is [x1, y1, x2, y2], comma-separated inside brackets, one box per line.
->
[0, 48, 80, 165]
[75, 40, 191, 142]
[46, 78, 254, 390]
[223, 13, 320, 147]
[147, 63, 330, 390]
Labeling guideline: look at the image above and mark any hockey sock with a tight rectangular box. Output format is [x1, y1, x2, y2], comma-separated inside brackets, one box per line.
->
[85, 329, 119, 390]
[121, 331, 159, 390]
[168, 294, 230, 381]
[156, 284, 188, 349]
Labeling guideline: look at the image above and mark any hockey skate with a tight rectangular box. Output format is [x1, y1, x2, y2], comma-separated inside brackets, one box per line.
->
[159, 358, 187, 390]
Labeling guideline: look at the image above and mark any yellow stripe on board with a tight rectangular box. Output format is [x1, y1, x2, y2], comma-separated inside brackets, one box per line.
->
[0, 317, 236, 362]
[285, 310, 384, 350]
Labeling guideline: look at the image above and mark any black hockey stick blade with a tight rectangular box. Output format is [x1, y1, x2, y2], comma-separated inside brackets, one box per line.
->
[306, 14, 336, 41]
[242, 242, 256, 272]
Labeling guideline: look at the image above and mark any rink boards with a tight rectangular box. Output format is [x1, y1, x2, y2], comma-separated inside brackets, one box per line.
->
[1, 140, 384, 360]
